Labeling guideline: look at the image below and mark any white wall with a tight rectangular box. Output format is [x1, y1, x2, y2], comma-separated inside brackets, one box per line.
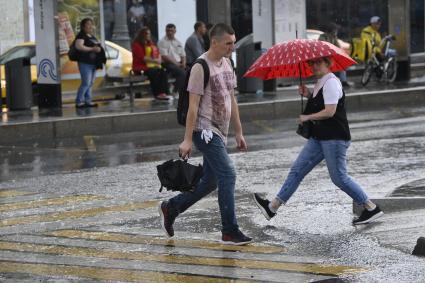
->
[157, 0, 197, 43]
[274, 0, 306, 43]
[252, 0, 274, 49]
[252, 0, 306, 49]
[0, 1, 26, 54]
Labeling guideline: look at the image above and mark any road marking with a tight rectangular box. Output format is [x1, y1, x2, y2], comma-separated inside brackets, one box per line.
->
[0, 194, 107, 212]
[0, 190, 33, 198]
[0, 241, 363, 276]
[0, 261, 250, 283]
[48, 229, 285, 254]
[0, 201, 158, 227]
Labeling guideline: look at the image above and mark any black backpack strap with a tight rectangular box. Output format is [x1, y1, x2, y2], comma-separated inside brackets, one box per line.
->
[228, 57, 236, 73]
[193, 58, 210, 89]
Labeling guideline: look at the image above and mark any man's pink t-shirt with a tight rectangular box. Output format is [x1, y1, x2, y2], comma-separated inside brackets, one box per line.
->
[187, 53, 236, 143]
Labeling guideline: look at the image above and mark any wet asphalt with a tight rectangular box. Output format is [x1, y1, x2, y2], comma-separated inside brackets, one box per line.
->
[0, 78, 425, 282]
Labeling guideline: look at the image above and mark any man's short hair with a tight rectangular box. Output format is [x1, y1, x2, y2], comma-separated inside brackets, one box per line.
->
[166, 23, 176, 30]
[370, 16, 381, 24]
[194, 21, 205, 31]
[209, 23, 235, 39]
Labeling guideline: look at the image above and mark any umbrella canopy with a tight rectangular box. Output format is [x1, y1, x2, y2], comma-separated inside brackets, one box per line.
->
[244, 39, 356, 80]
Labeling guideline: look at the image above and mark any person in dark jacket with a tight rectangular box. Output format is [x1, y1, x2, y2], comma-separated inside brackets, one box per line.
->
[75, 18, 105, 108]
[253, 56, 384, 226]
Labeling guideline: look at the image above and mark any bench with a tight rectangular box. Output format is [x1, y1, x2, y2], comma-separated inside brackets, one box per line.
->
[105, 70, 178, 103]
[105, 70, 148, 104]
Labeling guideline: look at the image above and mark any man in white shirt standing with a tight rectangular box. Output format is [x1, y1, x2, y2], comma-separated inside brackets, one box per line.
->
[158, 23, 186, 94]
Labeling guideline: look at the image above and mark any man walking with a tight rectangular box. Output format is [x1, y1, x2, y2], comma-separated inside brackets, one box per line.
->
[185, 21, 207, 67]
[158, 23, 186, 94]
[159, 23, 252, 245]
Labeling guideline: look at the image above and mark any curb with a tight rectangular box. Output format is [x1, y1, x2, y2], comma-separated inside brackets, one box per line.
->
[1, 86, 425, 145]
[353, 197, 425, 215]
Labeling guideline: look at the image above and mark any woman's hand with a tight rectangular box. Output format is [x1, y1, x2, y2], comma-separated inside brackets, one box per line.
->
[92, 46, 101, 53]
[298, 84, 310, 98]
[299, 114, 310, 123]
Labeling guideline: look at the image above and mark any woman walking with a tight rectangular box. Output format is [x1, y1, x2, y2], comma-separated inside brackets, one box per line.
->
[75, 18, 105, 108]
[253, 56, 383, 225]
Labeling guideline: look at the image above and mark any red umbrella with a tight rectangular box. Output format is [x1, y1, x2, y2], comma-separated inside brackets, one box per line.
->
[244, 39, 356, 80]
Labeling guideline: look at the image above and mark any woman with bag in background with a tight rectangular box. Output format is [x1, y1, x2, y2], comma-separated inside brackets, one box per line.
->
[75, 18, 105, 108]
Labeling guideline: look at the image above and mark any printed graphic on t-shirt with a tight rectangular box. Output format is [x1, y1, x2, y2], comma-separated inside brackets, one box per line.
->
[187, 55, 236, 143]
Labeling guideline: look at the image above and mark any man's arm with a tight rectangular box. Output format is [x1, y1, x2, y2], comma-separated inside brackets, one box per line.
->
[230, 91, 247, 151]
[179, 93, 200, 159]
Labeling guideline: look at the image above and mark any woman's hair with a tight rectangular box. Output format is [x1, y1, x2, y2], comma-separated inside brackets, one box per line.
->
[322, 56, 332, 67]
[79, 18, 94, 32]
[133, 27, 151, 45]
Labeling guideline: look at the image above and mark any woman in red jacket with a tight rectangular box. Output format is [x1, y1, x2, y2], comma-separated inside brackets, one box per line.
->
[132, 27, 169, 100]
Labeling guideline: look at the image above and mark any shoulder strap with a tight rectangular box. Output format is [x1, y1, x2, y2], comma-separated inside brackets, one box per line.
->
[193, 58, 210, 89]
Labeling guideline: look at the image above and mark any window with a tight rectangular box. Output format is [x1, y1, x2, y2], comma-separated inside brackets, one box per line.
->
[105, 45, 119, 59]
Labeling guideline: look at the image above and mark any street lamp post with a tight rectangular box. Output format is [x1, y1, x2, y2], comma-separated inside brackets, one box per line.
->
[111, 0, 131, 50]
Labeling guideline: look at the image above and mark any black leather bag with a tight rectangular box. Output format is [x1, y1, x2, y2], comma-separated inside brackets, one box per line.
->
[157, 159, 203, 192]
[296, 121, 312, 139]
[68, 40, 79, 61]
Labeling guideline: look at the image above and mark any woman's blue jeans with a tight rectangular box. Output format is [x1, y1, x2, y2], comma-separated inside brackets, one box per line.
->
[76, 62, 97, 104]
[276, 138, 369, 205]
[169, 132, 239, 234]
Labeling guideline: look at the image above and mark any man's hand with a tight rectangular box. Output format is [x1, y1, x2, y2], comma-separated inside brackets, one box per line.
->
[179, 139, 192, 160]
[235, 134, 247, 151]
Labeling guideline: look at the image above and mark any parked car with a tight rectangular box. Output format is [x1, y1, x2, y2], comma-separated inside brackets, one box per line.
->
[306, 29, 351, 55]
[1, 41, 132, 103]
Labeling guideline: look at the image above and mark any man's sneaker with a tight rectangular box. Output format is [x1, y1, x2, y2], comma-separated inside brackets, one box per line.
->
[158, 201, 177, 237]
[253, 193, 276, 220]
[352, 206, 384, 225]
[222, 230, 253, 246]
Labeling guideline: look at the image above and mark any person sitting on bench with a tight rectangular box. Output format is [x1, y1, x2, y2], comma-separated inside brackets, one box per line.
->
[132, 27, 170, 100]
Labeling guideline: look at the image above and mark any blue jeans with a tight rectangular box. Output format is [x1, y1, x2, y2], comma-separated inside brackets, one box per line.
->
[76, 62, 97, 104]
[169, 132, 239, 234]
[276, 138, 369, 205]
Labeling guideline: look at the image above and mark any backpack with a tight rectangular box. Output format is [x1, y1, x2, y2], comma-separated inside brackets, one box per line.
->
[176, 57, 236, 126]
[68, 39, 79, 62]
[177, 58, 209, 126]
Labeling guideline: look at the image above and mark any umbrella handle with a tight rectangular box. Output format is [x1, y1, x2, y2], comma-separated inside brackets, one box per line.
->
[298, 62, 304, 114]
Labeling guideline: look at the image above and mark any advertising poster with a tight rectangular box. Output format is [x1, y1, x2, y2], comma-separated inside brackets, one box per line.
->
[57, 0, 103, 82]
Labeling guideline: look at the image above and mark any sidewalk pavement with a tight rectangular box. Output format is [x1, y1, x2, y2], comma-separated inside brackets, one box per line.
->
[1, 79, 425, 145]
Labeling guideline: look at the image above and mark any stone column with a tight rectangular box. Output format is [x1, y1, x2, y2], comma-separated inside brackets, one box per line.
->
[208, 0, 231, 25]
[111, 0, 131, 50]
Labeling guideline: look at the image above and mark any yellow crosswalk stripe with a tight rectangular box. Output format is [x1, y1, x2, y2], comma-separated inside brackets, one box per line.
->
[48, 229, 287, 254]
[0, 261, 251, 283]
[0, 195, 108, 212]
[0, 241, 364, 276]
[0, 201, 158, 228]
[0, 190, 33, 198]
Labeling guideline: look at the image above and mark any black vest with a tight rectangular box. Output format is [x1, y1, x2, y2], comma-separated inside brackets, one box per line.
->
[303, 87, 351, 141]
